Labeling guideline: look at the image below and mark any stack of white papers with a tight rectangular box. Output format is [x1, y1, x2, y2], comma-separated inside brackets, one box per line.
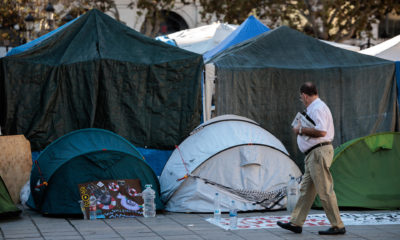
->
[291, 112, 315, 140]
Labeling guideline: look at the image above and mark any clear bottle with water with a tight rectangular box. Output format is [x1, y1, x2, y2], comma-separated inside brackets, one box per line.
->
[213, 192, 221, 222]
[142, 184, 156, 217]
[286, 175, 299, 214]
[89, 194, 97, 220]
[229, 200, 238, 229]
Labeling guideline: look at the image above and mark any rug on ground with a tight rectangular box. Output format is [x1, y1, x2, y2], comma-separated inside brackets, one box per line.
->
[206, 212, 400, 230]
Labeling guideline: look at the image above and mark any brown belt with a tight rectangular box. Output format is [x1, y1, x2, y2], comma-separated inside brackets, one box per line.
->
[304, 142, 331, 156]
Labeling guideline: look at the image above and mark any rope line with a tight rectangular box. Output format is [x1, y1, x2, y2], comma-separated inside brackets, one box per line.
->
[34, 160, 48, 188]
[175, 145, 190, 181]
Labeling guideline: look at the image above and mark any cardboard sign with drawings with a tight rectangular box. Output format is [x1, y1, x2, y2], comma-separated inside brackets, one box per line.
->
[79, 179, 143, 218]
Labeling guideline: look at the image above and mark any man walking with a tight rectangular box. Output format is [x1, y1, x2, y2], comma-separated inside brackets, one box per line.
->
[277, 82, 346, 235]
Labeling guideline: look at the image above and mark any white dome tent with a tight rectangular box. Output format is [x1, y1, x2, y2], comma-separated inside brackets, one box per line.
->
[160, 115, 302, 212]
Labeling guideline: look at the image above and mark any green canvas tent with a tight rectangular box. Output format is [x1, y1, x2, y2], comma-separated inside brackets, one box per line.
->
[28, 128, 163, 215]
[0, 9, 203, 151]
[0, 176, 21, 218]
[314, 132, 400, 210]
[205, 26, 399, 171]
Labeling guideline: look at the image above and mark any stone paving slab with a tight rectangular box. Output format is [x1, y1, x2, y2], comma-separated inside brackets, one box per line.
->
[1, 208, 400, 240]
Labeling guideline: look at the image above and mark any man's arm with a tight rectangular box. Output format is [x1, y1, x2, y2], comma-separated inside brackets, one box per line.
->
[293, 108, 327, 138]
[292, 117, 326, 138]
[293, 126, 326, 138]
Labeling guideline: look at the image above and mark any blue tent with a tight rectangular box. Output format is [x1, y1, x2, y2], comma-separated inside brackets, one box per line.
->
[203, 15, 269, 62]
[28, 128, 163, 215]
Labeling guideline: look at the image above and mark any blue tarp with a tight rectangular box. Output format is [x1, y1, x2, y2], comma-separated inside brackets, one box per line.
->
[137, 148, 173, 176]
[203, 15, 269, 62]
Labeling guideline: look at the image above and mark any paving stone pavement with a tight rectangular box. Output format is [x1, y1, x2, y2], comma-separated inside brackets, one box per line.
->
[1, 207, 399, 240]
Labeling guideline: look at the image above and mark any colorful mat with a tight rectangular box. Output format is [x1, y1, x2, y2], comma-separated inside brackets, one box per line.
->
[206, 212, 400, 230]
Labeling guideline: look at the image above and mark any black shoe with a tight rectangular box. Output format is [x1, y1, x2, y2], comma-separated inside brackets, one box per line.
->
[318, 227, 346, 235]
[277, 221, 302, 233]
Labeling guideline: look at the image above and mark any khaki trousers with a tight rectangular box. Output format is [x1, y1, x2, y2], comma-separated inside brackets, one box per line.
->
[290, 144, 344, 228]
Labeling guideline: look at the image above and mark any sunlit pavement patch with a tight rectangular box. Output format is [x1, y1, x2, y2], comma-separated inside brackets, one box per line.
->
[206, 212, 400, 230]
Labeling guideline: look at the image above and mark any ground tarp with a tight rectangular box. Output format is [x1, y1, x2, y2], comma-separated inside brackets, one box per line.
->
[0, 9, 203, 151]
[207, 26, 399, 171]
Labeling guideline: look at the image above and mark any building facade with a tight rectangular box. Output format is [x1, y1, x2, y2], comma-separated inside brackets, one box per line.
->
[114, 0, 205, 34]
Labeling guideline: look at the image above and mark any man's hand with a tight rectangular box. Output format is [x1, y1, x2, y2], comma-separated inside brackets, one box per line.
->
[293, 120, 301, 135]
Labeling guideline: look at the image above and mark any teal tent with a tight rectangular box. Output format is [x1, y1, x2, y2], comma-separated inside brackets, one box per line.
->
[0, 9, 203, 152]
[206, 26, 399, 171]
[315, 132, 400, 209]
[28, 128, 163, 215]
[0, 176, 21, 218]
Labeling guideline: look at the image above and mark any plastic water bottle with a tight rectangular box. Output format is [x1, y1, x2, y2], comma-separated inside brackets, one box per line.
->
[287, 175, 299, 213]
[229, 200, 238, 229]
[89, 194, 97, 220]
[213, 192, 221, 222]
[142, 184, 156, 217]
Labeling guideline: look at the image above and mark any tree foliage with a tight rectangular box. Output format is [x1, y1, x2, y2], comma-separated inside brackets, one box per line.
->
[0, 0, 119, 46]
[3, 0, 399, 45]
[196, 0, 400, 42]
[0, 0, 30, 45]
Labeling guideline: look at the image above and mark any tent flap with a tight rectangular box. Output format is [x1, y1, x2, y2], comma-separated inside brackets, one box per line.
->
[364, 133, 393, 152]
